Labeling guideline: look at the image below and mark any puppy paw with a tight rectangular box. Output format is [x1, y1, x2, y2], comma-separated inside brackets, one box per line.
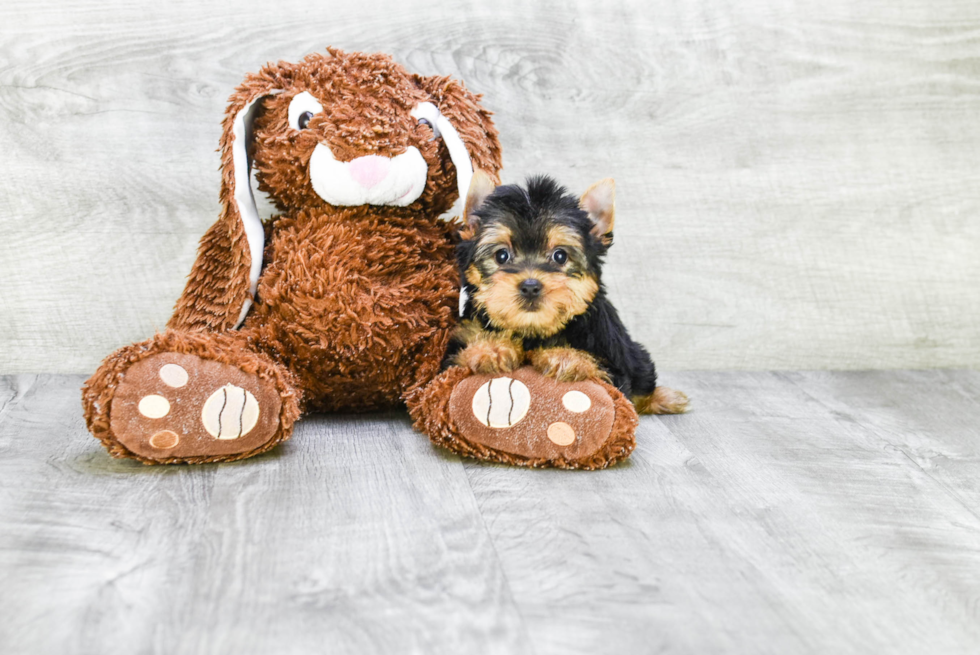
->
[529, 347, 609, 383]
[455, 339, 524, 375]
[633, 386, 690, 415]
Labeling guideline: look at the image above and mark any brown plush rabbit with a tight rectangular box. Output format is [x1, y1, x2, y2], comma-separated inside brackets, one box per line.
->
[82, 48, 638, 468]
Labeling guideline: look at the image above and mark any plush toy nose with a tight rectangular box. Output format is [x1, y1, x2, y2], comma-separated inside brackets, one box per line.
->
[519, 278, 543, 299]
[347, 155, 391, 189]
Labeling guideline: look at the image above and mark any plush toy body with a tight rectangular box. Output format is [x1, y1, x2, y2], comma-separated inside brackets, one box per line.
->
[235, 208, 458, 412]
[83, 49, 640, 469]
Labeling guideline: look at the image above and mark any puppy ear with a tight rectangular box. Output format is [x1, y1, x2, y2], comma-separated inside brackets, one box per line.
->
[460, 169, 497, 240]
[168, 66, 287, 331]
[580, 178, 616, 246]
[412, 74, 503, 204]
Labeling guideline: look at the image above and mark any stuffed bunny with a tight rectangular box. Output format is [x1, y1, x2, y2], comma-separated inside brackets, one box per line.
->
[82, 48, 638, 469]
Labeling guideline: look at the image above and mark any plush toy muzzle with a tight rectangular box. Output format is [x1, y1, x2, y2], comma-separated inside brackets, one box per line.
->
[289, 91, 474, 208]
[309, 146, 429, 207]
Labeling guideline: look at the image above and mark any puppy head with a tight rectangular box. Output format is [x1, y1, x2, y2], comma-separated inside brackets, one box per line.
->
[458, 172, 616, 337]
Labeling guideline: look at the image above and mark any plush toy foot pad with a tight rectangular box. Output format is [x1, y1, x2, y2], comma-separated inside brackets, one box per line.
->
[109, 352, 282, 461]
[435, 367, 637, 469]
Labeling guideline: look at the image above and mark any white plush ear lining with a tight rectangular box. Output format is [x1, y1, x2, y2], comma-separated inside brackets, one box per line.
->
[411, 102, 473, 205]
[230, 91, 281, 329]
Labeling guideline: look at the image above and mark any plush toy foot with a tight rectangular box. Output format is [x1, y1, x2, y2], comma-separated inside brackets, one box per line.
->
[409, 366, 638, 470]
[109, 352, 286, 461]
[83, 332, 301, 464]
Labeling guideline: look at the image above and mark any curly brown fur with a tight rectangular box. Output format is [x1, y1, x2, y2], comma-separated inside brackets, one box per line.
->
[166, 50, 502, 402]
[169, 50, 501, 336]
[84, 48, 503, 462]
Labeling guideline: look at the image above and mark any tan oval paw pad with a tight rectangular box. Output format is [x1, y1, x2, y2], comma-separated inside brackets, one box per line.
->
[149, 430, 180, 449]
[547, 421, 576, 446]
[159, 364, 189, 388]
[138, 395, 170, 419]
[561, 390, 591, 413]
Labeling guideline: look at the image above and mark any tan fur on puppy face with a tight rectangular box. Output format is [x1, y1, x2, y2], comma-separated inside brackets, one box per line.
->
[471, 269, 598, 338]
[465, 221, 598, 338]
[546, 225, 584, 252]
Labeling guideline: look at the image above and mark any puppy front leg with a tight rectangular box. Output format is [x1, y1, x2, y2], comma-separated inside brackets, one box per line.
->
[454, 335, 524, 375]
[529, 347, 611, 383]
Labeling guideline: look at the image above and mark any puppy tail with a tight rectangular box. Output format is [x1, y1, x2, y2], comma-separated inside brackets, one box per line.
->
[633, 386, 690, 415]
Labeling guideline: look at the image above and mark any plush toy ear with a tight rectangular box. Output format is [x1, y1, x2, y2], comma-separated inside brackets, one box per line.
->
[167, 69, 286, 332]
[460, 169, 497, 240]
[411, 74, 503, 204]
[580, 178, 616, 247]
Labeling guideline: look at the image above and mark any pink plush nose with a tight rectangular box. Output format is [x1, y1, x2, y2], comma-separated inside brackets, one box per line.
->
[347, 155, 390, 189]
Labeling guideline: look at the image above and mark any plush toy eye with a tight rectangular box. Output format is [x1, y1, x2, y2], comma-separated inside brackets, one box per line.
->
[552, 248, 568, 265]
[288, 91, 324, 131]
[494, 249, 510, 265]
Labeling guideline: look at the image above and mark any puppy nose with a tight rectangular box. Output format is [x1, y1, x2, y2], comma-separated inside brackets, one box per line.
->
[519, 278, 543, 299]
[347, 155, 390, 189]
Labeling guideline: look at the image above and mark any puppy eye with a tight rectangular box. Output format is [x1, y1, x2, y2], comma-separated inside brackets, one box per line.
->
[552, 249, 568, 265]
[494, 249, 510, 265]
[288, 91, 324, 131]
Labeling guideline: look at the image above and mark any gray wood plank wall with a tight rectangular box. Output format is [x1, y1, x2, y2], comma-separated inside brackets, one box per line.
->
[1, 0, 978, 373]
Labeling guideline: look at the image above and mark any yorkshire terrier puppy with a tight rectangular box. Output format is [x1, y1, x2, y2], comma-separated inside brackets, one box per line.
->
[443, 171, 689, 415]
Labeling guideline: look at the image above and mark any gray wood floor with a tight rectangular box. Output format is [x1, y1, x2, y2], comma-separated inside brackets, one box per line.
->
[1, 370, 979, 654]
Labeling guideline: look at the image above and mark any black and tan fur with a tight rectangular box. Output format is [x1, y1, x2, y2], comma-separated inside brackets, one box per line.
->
[444, 172, 688, 415]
